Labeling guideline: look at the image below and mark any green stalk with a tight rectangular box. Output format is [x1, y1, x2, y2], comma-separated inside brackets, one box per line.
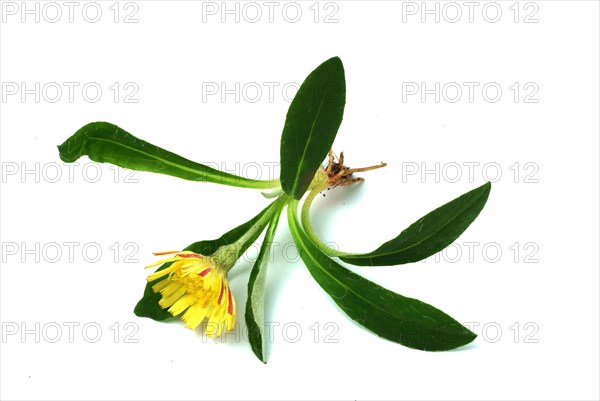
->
[213, 195, 288, 271]
[233, 195, 287, 258]
[296, 191, 350, 258]
[219, 177, 280, 190]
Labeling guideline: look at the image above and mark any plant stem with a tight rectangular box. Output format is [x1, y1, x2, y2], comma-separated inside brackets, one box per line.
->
[300, 187, 350, 258]
[261, 186, 284, 198]
[231, 178, 280, 190]
[235, 195, 287, 259]
[213, 195, 288, 271]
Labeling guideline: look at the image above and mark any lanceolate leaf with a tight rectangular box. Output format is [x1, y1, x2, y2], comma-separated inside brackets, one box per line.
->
[246, 204, 284, 363]
[134, 198, 282, 321]
[288, 200, 476, 351]
[58, 121, 278, 190]
[340, 182, 492, 266]
[280, 57, 346, 199]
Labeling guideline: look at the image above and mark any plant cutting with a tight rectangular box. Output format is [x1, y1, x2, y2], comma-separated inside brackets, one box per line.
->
[57, 56, 491, 363]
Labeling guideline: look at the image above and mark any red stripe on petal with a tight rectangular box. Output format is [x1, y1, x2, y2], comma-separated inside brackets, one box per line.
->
[217, 279, 225, 305]
[152, 251, 180, 256]
[177, 253, 202, 259]
[227, 288, 234, 315]
[198, 267, 212, 277]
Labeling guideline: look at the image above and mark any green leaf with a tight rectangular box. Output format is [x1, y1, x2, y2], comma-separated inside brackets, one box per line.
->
[280, 57, 346, 199]
[134, 198, 282, 321]
[340, 182, 492, 266]
[288, 200, 476, 351]
[245, 204, 284, 363]
[58, 121, 278, 190]
[133, 266, 173, 321]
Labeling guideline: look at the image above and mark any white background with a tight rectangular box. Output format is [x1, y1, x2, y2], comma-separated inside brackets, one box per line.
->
[1, 1, 599, 400]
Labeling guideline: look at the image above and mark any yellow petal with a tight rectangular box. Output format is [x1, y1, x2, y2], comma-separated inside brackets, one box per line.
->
[207, 304, 227, 337]
[168, 294, 196, 316]
[151, 279, 170, 293]
[147, 265, 175, 282]
[158, 285, 186, 309]
[182, 302, 209, 330]
[161, 281, 185, 297]
[145, 257, 178, 269]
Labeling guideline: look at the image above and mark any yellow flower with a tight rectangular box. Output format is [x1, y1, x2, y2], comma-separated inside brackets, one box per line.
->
[145, 250, 235, 337]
